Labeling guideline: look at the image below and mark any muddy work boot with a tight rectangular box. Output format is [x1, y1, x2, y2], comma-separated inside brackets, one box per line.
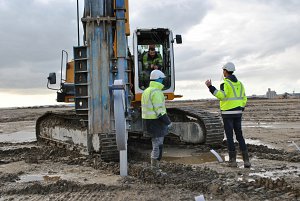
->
[151, 158, 167, 176]
[228, 151, 238, 167]
[242, 151, 251, 168]
[151, 158, 159, 170]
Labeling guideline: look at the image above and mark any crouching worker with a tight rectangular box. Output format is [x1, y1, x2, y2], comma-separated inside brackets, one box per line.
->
[141, 70, 172, 171]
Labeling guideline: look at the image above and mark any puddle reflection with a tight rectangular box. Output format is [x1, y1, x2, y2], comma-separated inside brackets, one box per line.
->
[0, 131, 36, 143]
[163, 152, 225, 164]
[249, 167, 300, 179]
[243, 121, 300, 129]
[17, 174, 61, 183]
[245, 139, 275, 148]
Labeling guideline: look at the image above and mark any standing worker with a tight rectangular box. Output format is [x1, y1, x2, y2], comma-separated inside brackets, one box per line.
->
[141, 70, 172, 171]
[205, 62, 251, 168]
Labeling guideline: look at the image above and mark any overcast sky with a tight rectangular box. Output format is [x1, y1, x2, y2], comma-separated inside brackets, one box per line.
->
[0, 0, 299, 107]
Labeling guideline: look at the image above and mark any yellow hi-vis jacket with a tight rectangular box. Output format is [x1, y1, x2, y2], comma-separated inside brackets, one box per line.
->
[213, 78, 247, 114]
[141, 81, 166, 119]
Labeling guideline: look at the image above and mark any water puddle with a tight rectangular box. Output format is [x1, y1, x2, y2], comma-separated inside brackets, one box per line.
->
[17, 174, 62, 183]
[163, 152, 223, 164]
[0, 131, 36, 143]
[249, 167, 300, 179]
[161, 146, 235, 164]
[243, 121, 300, 129]
[163, 153, 245, 165]
[0, 144, 38, 151]
[245, 139, 275, 148]
[237, 177, 255, 182]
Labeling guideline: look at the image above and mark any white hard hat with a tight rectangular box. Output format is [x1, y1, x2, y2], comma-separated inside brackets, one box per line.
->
[222, 62, 235, 72]
[150, 70, 166, 80]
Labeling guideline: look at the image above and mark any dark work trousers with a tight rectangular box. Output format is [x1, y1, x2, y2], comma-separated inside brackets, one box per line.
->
[222, 116, 247, 152]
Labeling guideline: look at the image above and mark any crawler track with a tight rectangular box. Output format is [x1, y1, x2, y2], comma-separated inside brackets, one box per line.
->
[36, 108, 223, 161]
[167, 107, 224, 145]
[36, 112, 119, 161]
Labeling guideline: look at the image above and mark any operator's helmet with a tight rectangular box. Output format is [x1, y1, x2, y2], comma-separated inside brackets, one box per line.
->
[150, 70, 166, 80]
[222, 62, 235, 72]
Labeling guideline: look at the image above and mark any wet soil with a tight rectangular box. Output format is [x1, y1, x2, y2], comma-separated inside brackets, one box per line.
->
[0, 99, 300, 201]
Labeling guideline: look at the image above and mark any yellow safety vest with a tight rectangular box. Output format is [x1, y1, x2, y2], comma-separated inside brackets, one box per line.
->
[213, 78, 247, 112]
[141, 81, 167, 119]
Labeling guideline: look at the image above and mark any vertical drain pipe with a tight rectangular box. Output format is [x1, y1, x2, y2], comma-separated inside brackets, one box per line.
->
[115, 0, 128, 176]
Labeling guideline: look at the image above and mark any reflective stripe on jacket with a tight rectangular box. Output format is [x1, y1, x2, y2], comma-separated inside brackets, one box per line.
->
[213, 78, 247, 112]
[141, 81, 166, 119]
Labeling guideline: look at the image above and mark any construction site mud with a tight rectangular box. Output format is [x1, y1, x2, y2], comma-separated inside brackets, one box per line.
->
[0, 99, 299, 200]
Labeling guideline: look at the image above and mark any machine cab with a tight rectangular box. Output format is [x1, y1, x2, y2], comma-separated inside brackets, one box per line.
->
[133, 28, 182, 101]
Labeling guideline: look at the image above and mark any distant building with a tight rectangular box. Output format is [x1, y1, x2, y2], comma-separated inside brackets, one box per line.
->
[266, 88, 277, 99]
[292, 91, 300, 98]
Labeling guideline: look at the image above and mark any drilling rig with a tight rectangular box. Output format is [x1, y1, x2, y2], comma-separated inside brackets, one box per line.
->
[36, 0, 224, 161]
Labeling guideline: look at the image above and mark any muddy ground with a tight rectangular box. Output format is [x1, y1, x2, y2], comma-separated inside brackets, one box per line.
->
[0, 99, 299, 201]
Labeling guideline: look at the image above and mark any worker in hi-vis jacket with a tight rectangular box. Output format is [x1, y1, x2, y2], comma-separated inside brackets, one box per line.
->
[205, 62, 251, 168]
[141, 70, 172, 172]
